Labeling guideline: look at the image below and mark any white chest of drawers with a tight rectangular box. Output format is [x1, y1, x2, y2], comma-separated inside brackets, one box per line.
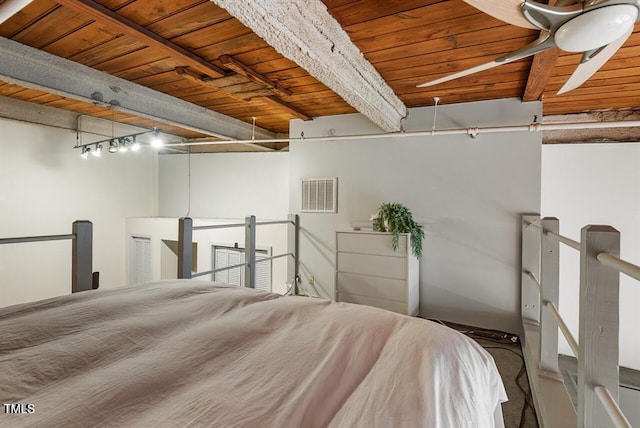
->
[335, 230, 419, 316]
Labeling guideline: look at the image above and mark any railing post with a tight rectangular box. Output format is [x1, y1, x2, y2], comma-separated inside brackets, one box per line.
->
[540, 217, 560, 374]
[287, 214, 300, 295]
[522, 214, 541, 324]
[178, 217, 193, 279]
[72, 220, 93, 293]
[245, 215, 256, 289]
[579, 225, 620, 428]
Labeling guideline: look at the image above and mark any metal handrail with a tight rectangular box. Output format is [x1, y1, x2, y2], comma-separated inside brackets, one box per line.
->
[594, 386, 632, 428]
[526, 270, 580, 356]
[255, 220, 293, 226]
[526, 220, 581, 251]
[597, 252, 640, 282]
[0, 234, 75, 244]
[545, 301, 579, 357]
[192, 261, 249, 278]
[193, 223, 245, 231]
[546, 230, 581, 251]
[254, 252, 293, 263]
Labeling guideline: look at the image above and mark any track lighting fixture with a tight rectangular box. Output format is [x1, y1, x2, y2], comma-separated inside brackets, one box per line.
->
[75, 129, 163, 159]
[81, 146, 91, 159]
[131, 135, 140, 151]
[151, 128, 163, 147]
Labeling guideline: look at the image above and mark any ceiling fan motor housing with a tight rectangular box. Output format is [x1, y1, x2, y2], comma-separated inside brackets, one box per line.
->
[554, 4, 638, 52]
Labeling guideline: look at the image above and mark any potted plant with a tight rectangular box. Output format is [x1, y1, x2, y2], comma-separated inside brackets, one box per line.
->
[372, 202, 424, 258]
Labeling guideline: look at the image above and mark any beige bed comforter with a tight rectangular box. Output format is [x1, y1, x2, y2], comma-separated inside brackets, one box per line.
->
[0, 280, 506, 427]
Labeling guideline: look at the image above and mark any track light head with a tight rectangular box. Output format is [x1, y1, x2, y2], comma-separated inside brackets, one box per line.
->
[93, 144, 103, 157]
[151, 128, 163, 147]
[131, 135, 140, 151]
[81, 146, 91, 159]
[118, 137, 128, 152]
[108, 139, 118, 153]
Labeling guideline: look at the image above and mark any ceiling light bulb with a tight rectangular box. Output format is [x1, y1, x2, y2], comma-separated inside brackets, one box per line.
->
[93, 144, 102, 157]
[151, 128, 163, 147]
[555, 5, 638, 52]
[108, 139, 118, 153]
[131, 135, 140, 151]
[81, 146, 90, 159]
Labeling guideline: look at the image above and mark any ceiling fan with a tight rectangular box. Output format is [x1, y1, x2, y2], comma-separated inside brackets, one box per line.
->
[417, 0, 639, 94]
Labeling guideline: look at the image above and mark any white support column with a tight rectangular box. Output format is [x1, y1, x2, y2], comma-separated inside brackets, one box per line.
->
[178, 217, 193, 279]
[244, 216, 256, 289]
[540, 217, 560, 373]
[578, 225, 620, 428]
[522, 214, 541, 324]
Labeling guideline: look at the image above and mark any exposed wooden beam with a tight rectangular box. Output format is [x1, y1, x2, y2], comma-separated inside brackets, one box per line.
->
[175, 67, 310, 119]
[175, 66, 273, 100]
[523, 47, 560, 101]
[0, 36, 276, 141]
[523, 0, 559, 101]
[220, 55, 292, 97]
[210, 0, 407, 131]
[254, 96, 312, 121]
[55, 0, 226, 78]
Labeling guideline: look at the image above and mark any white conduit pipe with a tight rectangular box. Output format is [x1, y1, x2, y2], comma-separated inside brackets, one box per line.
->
[0, 0, 34, 24]
[168, 120, 640, 147]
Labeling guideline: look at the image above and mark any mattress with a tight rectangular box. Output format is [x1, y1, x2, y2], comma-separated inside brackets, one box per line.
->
[0, 280, 507, 427]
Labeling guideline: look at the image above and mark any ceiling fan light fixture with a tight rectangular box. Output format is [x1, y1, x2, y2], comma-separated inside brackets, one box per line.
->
[554, 5, 638, 52]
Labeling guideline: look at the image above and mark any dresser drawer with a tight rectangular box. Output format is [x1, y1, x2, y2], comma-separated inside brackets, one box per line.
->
[337, 292, 408, 315]
[337, 252, 407, 279]
[337, 272, 407, 301]
[337, 232, 408, 257]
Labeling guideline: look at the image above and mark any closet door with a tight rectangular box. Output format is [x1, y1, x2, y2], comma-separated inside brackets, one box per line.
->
[131, 236, 152, 284]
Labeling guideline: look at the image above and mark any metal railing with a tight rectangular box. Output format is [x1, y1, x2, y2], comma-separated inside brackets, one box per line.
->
[522, 214, 636, 428]
[177, 215, 299, 294]
[0, 220, 94, 293]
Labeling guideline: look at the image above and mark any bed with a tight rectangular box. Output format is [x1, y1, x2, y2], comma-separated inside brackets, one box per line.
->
[1, 279, 507, 427]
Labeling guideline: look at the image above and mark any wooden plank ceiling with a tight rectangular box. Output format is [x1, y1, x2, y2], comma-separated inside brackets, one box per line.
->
[1, 0, 639, 150]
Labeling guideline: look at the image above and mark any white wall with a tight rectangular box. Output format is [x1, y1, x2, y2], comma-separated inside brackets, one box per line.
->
[289, 98, 542, 334]
[0, 118, 158, 307]
[542, 143, 640, 370]
[159, 152, 289, 220]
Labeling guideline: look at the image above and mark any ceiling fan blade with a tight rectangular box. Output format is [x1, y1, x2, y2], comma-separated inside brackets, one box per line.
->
[557, 25, 633, 95]
[416, 60, 511, 88]
[463, 0, 538, 29]
[417, 34, 555, 88]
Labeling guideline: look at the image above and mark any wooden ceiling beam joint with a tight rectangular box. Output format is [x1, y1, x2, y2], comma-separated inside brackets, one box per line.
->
[220, 54, 292, 97]
[253, 95, 311, 121]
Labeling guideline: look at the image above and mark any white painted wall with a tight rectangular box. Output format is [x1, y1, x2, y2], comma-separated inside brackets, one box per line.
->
[542, 143, 640, 370]
[159, 152, 289, 220]
[125, 217, 290, 294]
[290, 99, 542, 334]
[0, 118, 158, 307]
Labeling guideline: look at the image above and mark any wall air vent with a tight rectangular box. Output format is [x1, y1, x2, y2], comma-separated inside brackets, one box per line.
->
[301, 177, 337, 213]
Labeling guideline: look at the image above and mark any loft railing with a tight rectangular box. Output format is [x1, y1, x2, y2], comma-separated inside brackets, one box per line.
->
[0, 220, 94, 293]
[177, 215, 300, 294]
[522, 214, 636, 428]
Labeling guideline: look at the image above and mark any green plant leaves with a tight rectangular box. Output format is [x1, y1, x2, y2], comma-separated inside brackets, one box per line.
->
[373, 202, 424, 258]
